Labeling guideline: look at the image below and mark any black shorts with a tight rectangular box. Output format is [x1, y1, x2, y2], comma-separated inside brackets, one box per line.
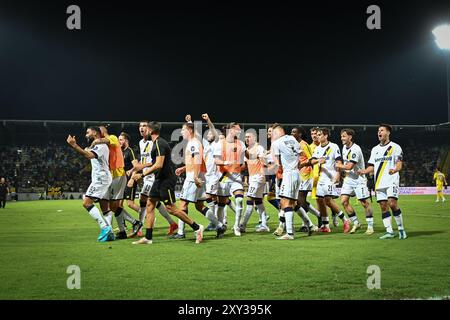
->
[123, 184, 136, 201]
[149, 177, 177, 204]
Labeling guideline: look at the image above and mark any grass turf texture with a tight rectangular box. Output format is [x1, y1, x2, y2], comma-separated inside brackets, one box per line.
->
[0, 195, 448, 300]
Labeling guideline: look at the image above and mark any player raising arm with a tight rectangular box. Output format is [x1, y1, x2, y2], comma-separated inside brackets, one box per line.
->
[66, 128, 114, 242]
[357, 124, 407, 240]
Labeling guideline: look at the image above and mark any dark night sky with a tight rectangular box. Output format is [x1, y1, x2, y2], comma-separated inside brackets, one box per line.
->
[0, 0, 449, 124]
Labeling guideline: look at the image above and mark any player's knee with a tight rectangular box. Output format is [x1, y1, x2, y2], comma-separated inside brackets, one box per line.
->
[388, 199, 398, 210]
[82, 199, 92, 209]
[194, 202, 204, 212]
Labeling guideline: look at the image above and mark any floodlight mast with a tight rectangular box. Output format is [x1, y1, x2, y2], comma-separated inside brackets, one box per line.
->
[432, 24, 450, 122]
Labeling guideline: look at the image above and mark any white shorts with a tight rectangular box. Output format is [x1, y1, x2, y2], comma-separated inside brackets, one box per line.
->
[86, 177, 112, 200]
[140, 178, 155, 197]
[205, 176, 220, 196]
[247, 180, 266, 199]
[105, 175, 127, 200]
[217, 173, 244, 197]
[299, 177, 313, 192]
[218, 181, 244, 197]
[279, 171, 301, 200]
[376, 185, 399, 202]
[341, 181, 370, 200]
[180, 180, 206, 203]
[316, 181, 339, 198]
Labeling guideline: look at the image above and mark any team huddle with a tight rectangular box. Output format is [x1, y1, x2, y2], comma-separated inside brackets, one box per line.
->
[66, 115, 408, 244]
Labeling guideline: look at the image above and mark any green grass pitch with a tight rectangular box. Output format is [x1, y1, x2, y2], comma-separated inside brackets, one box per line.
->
[0, 195, 448, 300]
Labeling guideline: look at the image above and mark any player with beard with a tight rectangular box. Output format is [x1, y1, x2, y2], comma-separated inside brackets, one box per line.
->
[66, 127, 114, 242]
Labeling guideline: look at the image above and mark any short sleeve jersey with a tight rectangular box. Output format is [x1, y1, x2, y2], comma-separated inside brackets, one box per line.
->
[367, 141, 403, 190]
[271, 135, 300, 174]
[311, 142, 342, 184]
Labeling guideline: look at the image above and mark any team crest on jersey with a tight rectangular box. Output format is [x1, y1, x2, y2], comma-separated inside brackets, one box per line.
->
[352, 153, 356, 159]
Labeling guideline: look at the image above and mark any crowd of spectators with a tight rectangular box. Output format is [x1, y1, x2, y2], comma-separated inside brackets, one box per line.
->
[0, 143, 90, 193]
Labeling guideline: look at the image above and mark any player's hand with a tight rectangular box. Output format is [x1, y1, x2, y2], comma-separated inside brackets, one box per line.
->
[318, 158, 326, 165]
[126, 169, 134, 177]
[388, 169, 396, 175]
[66, 135, 77, 147]
[175, 167, 184, 176]
[201, 113, 209, 121]
[356, 169, 364, 176]
[194, 177, 204, 188]
[133, 162, 145, 171]
[131, 172, 142, 182]
[127, 177, 135, 188]
[185, 114, 192, 122]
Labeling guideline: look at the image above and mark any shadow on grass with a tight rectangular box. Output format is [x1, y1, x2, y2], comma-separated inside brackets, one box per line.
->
[402, 230, 446, 237]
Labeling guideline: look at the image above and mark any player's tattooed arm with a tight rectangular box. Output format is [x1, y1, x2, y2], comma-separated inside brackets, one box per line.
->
[66, 135, 97, 160]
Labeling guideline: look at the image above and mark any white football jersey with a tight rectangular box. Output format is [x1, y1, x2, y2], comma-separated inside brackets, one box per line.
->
[311, 142, 342, 184]
[184, 138, 204, 182]
[90, 144, 111, 182]
[368, 141, 403, 190]
[139, 139, 154, 181]
[203, 139, 221, 180]
[342, 143, 367, 184]
[271, 135, 300, 173]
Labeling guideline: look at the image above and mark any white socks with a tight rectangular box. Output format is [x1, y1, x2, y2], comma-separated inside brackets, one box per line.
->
[234, 196, 244, 229]
[87, 205, 107, 229]
[103, 211, 113, 227]
[284, 208, 294, 235]
[256, 203, 268, 227]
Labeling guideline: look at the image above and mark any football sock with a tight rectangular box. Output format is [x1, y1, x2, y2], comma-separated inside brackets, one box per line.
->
[348, 211, 359, 225]
[217, 203, 225, 224]
[86, 205, 107, 229]
[284, 207, 294, 235]
[113, 207, 126, 232]
[157, 202, 175, 225]
[242, 200, 254, 227]
[103, 210, 113, 227]
[227, 198, 236, 213]
[307, 202, 321, 218]
[145, 228, 153, 240]
[139, 201, 146, 224]
[366, 214, 374, 228]
[392, 209, 404, 231]
[256, 202, 268, 227]
[234, 195, 244, 229]
[382, 211, 393, 233]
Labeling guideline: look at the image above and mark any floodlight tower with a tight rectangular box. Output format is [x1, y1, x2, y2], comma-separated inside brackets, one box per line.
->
[432, 24, 450, 122]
